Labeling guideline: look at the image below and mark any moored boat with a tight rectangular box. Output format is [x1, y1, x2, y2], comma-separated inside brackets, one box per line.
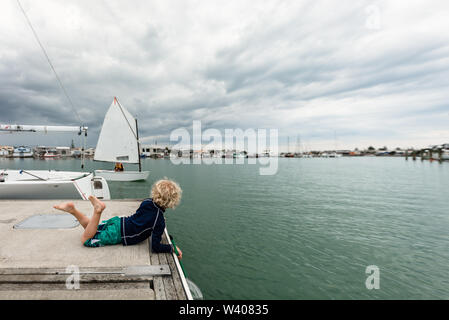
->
[0, 170, 110, 200]
[12, 146, 33, 158]
[93, 97, 150, 182]
[1, 124, 112, 200]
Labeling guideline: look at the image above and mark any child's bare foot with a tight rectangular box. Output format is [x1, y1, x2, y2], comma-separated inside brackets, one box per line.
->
[53, 202, 75, 213]
[88, 195, 106, 214]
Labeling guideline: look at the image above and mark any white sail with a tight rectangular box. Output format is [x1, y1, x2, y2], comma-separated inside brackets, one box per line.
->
[94, 98, 140, 164]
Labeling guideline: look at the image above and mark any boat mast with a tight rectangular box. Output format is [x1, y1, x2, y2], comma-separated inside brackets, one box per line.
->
[135, 119, 142, 172]
[334, 130, 337, 154]
[114, 97, 142, 171]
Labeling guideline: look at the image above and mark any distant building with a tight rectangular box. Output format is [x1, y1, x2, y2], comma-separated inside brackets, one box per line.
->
[33, 146, 72, 158]
[0, 146, 13, 157]
[56, 147, 71, 157]
[141, 145, 167, 158]
[71, 148, 82, 158]
[337, 150, 352, 156]
[84, 148, 95, 157]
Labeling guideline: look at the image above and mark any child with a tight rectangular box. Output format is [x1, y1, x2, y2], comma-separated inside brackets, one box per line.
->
[114, 162, 124, 172]
[53, 179, 182, 259]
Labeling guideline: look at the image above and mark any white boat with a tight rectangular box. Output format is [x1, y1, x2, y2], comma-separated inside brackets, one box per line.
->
[140, 145, 165, 158]
[94, 97, 150, 181]
[12, 146, 33, 158]
[41, 149, 60, 159]
[94, 169, 149, 182]
[233, 152, 246, 159]
[261, 149, 273, 157]
[328, 152, 342, 158]
[0, 169, 110, 200]
[0, 124, 111, 200]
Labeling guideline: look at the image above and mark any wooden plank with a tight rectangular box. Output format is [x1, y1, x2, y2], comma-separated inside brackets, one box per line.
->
[153, 277, 166, 300]
[0, 274, 154, 283]
[0, 265, 170, 276]
[0, 267, 128, 275]
[158, 248, 177, 300]
[149, 238, 166, 300]
[158, 231, 179, 299]
[166, 252, 187, 300]
[0, 281, 152, 291]
[0, 288, 155, 300]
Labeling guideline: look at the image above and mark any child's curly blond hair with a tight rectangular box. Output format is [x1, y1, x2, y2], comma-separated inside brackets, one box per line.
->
[151, 179, 182, 209]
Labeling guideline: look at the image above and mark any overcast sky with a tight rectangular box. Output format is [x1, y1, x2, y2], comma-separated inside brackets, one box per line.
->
[1, 0, 449, 151]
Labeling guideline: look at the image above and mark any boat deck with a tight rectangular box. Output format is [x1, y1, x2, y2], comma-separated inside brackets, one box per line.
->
[0, 200, 191, 300]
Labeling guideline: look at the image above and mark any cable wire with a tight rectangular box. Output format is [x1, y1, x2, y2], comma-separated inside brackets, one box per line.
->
[16, 0, 83, 125]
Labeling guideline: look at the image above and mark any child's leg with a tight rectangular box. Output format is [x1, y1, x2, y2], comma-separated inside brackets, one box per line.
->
[81, 196, 106, 244]
[53, 202, 90, 229]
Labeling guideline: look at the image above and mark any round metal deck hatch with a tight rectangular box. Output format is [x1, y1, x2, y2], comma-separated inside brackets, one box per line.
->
[14, 214, 79, 229]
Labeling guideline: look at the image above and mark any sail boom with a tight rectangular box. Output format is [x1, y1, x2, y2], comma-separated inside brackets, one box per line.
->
[92, 158, 140, 164]
[0, 124, 88, 133]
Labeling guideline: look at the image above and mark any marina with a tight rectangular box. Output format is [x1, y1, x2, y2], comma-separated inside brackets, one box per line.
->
[406, 145, 449, 163]
[2, 140, 449, 162]
[1, 0, 448, 306]
[0, 199, 191, 300]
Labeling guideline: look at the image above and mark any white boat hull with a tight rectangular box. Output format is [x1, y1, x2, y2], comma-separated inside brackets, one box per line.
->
[12, 153, 33, 158]
[0, 170, 110, 200]
[94, 170, 150, 181]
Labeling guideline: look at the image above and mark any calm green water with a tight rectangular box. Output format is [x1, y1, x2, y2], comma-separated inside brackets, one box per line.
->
[2, 157, 449, 299]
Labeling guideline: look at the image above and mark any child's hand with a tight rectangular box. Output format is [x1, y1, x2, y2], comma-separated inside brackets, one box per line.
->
[176, 246, 183, 260]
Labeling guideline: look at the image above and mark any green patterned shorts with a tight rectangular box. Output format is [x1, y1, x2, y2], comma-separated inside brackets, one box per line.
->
[83, 216, 122, 247]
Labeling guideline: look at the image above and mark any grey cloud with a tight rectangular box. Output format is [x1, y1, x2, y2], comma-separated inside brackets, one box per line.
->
[1, 0, 449, 150]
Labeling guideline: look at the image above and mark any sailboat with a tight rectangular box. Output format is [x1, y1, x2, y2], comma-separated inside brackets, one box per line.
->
[328, 130, 342, 158]
[94, 97, 150, 181]
[0, 124, 111, 200]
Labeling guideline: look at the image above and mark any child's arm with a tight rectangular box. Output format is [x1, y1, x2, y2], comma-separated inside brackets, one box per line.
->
[151, 231, 174, 253]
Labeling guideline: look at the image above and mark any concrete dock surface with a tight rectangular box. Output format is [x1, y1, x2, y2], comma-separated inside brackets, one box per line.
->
[0, 199, 190, 300]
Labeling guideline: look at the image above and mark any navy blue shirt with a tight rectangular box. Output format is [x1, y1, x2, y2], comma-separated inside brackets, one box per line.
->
[120, 198, 173, 253]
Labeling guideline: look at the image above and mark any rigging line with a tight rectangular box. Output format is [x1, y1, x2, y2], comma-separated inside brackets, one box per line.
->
[16, 0, 83, 125]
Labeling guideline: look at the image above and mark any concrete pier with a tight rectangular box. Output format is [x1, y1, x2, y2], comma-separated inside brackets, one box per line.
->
[0, 200, 191, 300]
